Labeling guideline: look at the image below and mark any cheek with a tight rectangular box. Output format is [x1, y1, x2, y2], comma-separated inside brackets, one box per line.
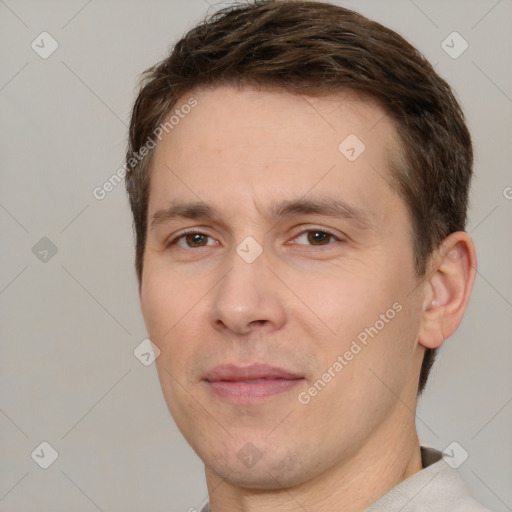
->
[297, 260, 419, 377]
[140, 273, 173, 341]
[141, 259, 195, 327]
[140, 266, 199, 359]
[295, 268, 393, 341]
[343, 293, 422, 401]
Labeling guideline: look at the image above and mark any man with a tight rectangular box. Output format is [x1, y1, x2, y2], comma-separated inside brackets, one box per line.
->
[124, 1, 491, 510]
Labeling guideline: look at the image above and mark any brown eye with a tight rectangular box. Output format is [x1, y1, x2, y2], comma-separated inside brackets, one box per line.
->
[294, 230, 338, 246]
[307, 231, 332, 245]
[170, 232, 216, 248]
[185, 233, 208, 247]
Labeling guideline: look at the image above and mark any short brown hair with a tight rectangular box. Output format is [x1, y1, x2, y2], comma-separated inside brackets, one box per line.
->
[125, 0, 473, 394]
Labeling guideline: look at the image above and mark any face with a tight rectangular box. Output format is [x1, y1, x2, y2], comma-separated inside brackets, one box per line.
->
[139, 85, 427, 489]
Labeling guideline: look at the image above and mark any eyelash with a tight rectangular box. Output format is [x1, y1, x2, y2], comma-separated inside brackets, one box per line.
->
[167, 228, 342, 249]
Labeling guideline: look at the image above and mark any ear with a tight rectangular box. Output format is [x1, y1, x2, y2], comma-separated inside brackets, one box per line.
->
[418, 231, 477, 350]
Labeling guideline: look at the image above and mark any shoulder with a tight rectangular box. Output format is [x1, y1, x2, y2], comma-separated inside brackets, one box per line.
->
[366, 447, 494, 511]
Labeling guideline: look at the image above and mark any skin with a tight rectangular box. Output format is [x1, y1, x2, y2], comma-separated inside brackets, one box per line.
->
[139, 85, 476, 512]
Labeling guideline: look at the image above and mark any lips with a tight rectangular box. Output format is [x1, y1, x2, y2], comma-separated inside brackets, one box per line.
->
[204, 363, 304, 403]
[205, 363, 303, 382]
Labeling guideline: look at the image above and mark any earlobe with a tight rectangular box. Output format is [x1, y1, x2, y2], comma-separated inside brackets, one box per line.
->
[418, 232, 477, 350]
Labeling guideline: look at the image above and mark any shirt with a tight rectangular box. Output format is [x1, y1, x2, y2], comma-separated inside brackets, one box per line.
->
[200, 446, 492, 511]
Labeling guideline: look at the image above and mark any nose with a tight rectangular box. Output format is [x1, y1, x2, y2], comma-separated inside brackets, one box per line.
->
[208, 246, 287, 336]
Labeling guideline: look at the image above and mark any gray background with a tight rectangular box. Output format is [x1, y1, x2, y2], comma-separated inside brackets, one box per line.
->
[1, 0, 511, 511]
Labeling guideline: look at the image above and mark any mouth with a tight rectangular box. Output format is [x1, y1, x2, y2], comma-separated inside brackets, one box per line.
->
[204, 363, 305, 404]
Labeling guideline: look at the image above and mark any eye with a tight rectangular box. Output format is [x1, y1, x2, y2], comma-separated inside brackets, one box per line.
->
[170, 231, 217, 248]
[292, 229, 340, 246]
[167, 228, 341, 250]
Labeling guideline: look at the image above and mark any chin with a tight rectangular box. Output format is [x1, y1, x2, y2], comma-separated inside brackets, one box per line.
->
[204, 449, 316, 490]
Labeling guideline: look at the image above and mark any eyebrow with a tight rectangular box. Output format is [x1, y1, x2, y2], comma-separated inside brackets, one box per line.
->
[149, 197, 372, 230]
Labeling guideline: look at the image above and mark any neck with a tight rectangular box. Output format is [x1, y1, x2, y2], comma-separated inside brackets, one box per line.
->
[205, 421, 423, 512]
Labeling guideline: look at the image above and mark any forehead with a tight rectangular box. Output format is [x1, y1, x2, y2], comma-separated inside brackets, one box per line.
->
[172, 84, 395, 150]
[147, 84, 402, 221]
